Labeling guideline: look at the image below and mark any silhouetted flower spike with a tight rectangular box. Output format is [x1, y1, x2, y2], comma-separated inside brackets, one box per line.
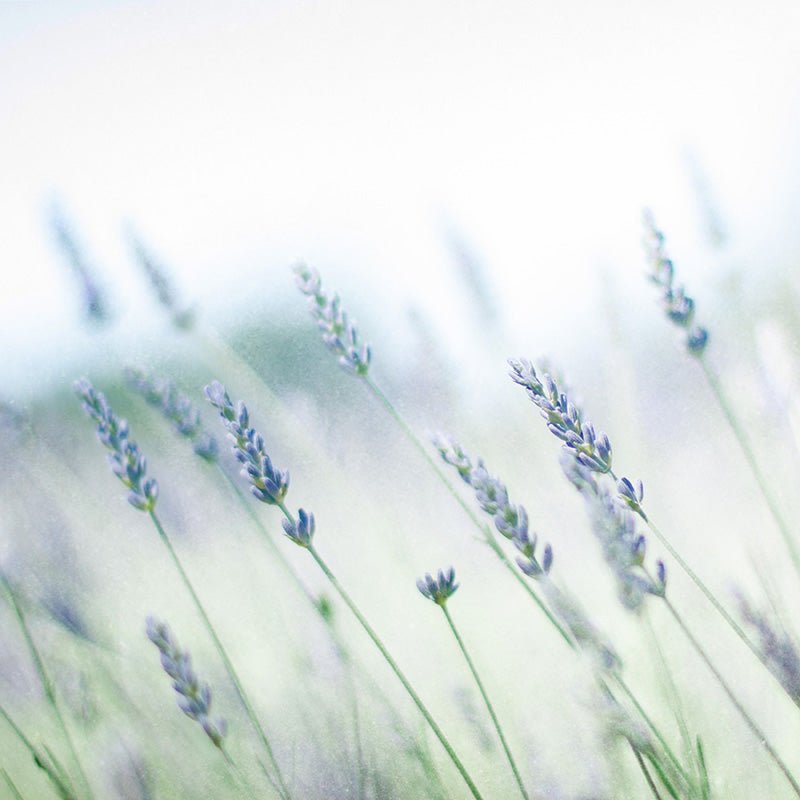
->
[74, 378, 159, 511]
[145, 617, 227, 750]
[205, 381, 290, 505]
[642, 209, 709, 356]
[508, 358, 613, 473]
[282, 508, 315, 547]
[293, 263, 371, 375]
[417, 567, 459, 605]
[125, 368, 218, 462]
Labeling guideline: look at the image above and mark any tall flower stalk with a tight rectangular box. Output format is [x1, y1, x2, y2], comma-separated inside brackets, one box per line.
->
[73, 379, 291, 800]
[506, 361, 800, 796]
[417, 567, 531, 800]
[642, 209, 800, 579]
[205, 380, 487, 800]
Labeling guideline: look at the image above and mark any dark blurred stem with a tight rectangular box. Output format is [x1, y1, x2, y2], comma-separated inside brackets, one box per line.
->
[148, 511, 291, 800]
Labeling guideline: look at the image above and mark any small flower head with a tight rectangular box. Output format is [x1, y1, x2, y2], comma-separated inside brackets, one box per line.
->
[616, 476, 645, 515]
[145, 617, 227, 750]
[416, 567, 459, 605]
[430, 432, 473, 484]
[293, 263, 371, 375]
[205, 381, 290, 505]
[642, 209, 709, 356]
[74, 378, 158, 512]
[282, 508, 315, 547]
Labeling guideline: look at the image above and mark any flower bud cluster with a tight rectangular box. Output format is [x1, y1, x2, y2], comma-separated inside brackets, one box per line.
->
[416, 567, 459, 605]
[561, 452, 665, 610]
[508, 359, 612, 474]
[74, 378, 158, 511]
[293, 263, 371, 375]
[642, 209, 708, 355]
[146, 617, 227, 749]
[432, 433, 553, 578]
[125, 367, 218, 461]
[205, 381, 289, 505]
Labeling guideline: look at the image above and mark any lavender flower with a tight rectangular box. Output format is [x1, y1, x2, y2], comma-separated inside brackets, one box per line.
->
[145, 617, 227, 749]
[74, 378, 158, 511]
[51, 205, 110, 324]
[281, 508, 315, 548]
[205, 381, 289, 505]
[125, 367, 218, 461]
[561, 452, 664, 610]
[740, 601, 800, 704]
[642, 209, 709, 355]
[432, 433, 552, 578]
[293, 263, 371, 375]
[417, 567, 459, 605]
[507, 359, 613, 474]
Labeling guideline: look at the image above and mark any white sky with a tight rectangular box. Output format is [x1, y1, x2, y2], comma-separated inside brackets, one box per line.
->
[2, 0, 800, 395]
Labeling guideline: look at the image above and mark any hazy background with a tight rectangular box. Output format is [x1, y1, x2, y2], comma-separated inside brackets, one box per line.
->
[2, 0, 800, 397]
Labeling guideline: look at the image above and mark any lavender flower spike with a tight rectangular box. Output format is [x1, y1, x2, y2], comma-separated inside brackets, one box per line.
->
[293, 263, 371, 375]
[417, 567, 459, 605]
[74, 378, 158, 511]
[642, 209, 709, 355]
[507, 359, 613, 474]
[432, 432, 553, 578]
[146, 617, 227, 749]
[205, 381, 289, 505]
[282, 508, 315, 548]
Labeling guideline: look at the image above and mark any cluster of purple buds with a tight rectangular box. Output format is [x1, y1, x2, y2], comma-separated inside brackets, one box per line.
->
[508, 359, 613, 474]
[293, 263, 371, 376]
[146, 617, 227, 749]
[205, 381, 289, 506]
[432, 433, 553, 579]
[417, 567, 459, 605]
[642, 209, 709, 355]
[74, 378, 158, 511]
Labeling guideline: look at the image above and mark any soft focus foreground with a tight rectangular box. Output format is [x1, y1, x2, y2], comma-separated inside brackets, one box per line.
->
[2, 208, 800, 799]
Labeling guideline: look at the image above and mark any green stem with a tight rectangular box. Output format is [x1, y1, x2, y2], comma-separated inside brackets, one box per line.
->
[294, 537, 485, 799]
[147, 510, 290, 800]
[634, 511, 800, 711]
[1, 769, 26, 800]
[662, 595, 800, 798]
[632, 746, 665, 800]
[440, 604, 529, 800]
[363, 375, 573, 648]
[0, 569, 94, 800]
[699, 357, 800, 579]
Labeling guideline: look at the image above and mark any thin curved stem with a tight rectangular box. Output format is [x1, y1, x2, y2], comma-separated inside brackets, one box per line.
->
[662, 595, 800, 798]
[295, 536, 485, 800]
[699, 357, 800, 579]
[440, 604, 529, 800]
[363, 375, 573, 647]
[148, 511, 291, 800]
